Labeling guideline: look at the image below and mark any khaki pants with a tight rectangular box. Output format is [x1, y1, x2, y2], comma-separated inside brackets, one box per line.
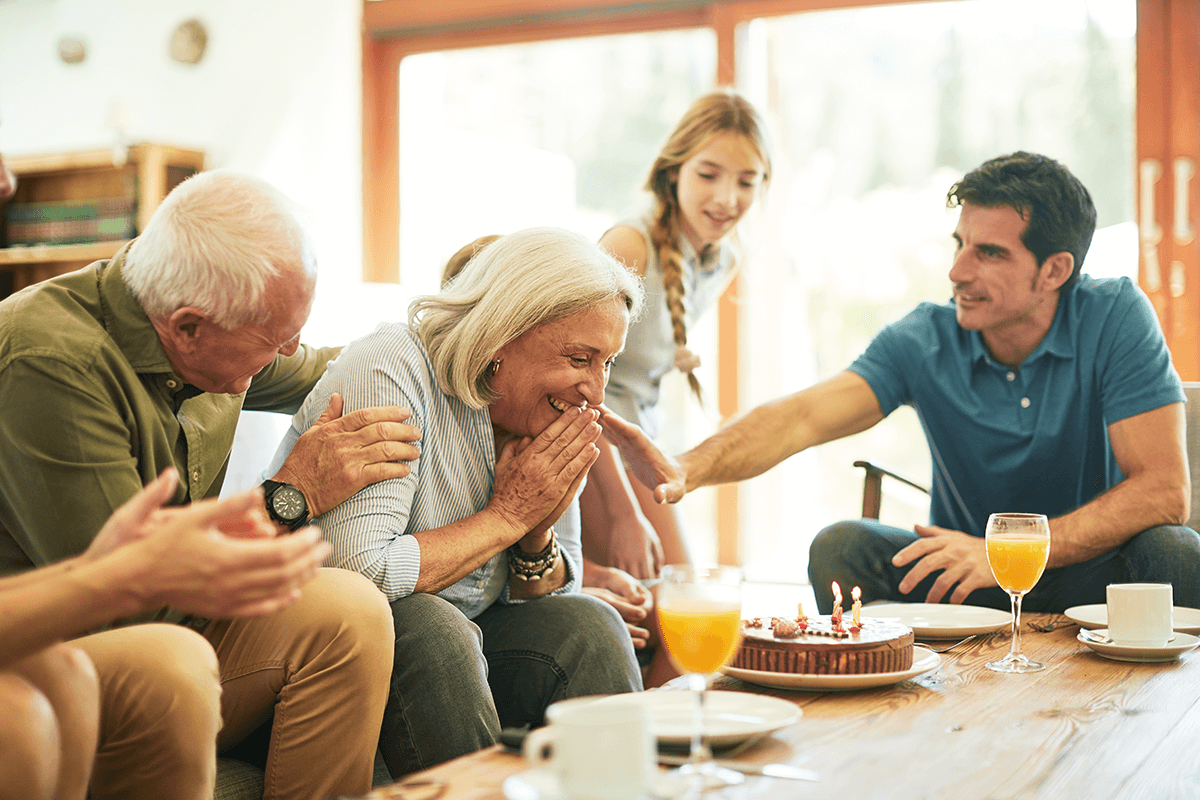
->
[77, 568, 394, 800]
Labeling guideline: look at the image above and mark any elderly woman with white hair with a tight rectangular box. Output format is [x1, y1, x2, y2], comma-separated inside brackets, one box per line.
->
[267, 227, 646, 777]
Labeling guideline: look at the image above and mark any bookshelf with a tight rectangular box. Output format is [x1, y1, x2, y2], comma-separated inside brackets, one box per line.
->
[0, 143, 205, 298]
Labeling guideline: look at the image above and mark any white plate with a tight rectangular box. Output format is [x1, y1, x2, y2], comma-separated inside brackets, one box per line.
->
[503, 770, 685, 800]
[860, 603, 1012, 639]
[503, 770, 562, 800]
[1064, 604, 1200, 635]
[1076, 629, 1200, 662]
[593, 690, 800, 748]
[720, 647, 941, 692]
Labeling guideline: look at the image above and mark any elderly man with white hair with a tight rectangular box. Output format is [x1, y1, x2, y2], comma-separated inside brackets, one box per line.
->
[0, 169, 421, 800]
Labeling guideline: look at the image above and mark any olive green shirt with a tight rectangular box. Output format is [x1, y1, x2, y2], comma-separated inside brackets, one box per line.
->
[0, 244, 339, 600]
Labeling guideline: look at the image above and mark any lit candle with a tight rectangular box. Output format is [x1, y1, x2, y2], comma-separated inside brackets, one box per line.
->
[797, 599, 805, 620]
[852, 586, 862, 627]
[831, 581, 843, 626]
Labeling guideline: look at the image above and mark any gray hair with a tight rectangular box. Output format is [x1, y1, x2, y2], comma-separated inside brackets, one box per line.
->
[411, 227, 644, 409]
[123, 169, 316, 328]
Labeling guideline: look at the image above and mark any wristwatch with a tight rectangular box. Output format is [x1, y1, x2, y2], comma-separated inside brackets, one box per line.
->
[262, 480, 309, 531]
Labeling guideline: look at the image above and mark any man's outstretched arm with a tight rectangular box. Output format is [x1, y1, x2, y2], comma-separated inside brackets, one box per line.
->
[602, 371, 885, 504]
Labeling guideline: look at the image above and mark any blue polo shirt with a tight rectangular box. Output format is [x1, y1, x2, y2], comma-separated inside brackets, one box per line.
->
[849, 275, 1184, 538]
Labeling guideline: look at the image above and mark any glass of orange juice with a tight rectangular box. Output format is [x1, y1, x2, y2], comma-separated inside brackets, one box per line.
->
[985, 513, 1051, 673]
[656, 564, 744, 791]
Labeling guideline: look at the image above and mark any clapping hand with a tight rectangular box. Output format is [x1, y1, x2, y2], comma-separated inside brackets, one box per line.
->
[88, 468, 332, 619]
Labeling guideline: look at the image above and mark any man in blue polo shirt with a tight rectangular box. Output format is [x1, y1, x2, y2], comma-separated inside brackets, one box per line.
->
[605, 151, 1200, 614]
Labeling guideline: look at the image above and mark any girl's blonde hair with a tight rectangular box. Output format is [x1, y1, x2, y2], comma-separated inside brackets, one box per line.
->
[644, 88, 771, 403]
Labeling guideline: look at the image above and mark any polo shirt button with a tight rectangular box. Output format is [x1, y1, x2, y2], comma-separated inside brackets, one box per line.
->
[192, 469, 200, 482]
[1021, 397, 1031, 408]
[166, 379, 178, 389]
[1006, 371, 1016, 381]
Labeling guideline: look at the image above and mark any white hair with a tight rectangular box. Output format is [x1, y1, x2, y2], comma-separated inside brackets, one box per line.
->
[123, 169, 316, 328]
[411, 227, 644, 409]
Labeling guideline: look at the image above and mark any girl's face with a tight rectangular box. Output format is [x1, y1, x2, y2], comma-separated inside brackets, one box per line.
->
[674, 131, 766, 252]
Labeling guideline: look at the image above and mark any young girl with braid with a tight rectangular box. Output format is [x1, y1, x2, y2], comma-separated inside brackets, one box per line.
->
[581, 90, 771, 604]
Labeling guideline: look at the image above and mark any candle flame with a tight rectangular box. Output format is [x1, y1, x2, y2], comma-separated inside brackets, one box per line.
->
[852, 586, 861, 601]
[831, 580, 841, 600]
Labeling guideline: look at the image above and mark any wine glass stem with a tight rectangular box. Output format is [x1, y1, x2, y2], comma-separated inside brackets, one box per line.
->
[688, 672, 712, 766]
[1009, 591, 1024, 660]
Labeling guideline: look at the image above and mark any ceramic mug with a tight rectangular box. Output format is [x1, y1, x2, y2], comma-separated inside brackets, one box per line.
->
[523, 696, 655, 800]
[1106, 582, 1173, 647]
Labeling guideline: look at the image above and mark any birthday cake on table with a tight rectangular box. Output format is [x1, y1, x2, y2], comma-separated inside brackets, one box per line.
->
[732, 585, 915, 675]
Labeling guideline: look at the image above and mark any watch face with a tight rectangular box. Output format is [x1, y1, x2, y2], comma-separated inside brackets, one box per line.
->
[272, 486, 307, 522]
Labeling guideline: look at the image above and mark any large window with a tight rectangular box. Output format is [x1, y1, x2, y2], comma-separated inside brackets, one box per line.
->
[364, 0, 1189, 584]
[736, 0, 1136, 580]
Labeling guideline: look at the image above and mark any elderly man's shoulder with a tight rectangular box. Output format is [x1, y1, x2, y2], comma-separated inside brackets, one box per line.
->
[0, 264, 112, 370]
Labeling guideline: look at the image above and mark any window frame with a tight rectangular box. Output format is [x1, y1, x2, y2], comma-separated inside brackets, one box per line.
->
[363, 0, 1191, 565]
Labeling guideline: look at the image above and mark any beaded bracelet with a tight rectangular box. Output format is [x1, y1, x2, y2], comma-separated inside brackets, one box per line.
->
[508, 528, 560, 581]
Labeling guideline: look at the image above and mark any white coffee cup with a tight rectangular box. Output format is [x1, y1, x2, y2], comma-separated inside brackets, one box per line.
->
[523, 696, 654, 800]
[1106, 583, 1174, 647]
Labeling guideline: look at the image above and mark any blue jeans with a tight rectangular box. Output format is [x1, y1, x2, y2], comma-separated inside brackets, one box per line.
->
[379, 592, 642, 778]
[808, 519, 1200, 614]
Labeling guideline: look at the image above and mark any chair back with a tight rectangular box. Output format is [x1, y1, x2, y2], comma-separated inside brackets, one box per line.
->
[1185, 383, 1200, 533]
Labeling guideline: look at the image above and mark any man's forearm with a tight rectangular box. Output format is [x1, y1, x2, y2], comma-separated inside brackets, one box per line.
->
[0, 557, 142, 668]
[680, 373, 884, 494]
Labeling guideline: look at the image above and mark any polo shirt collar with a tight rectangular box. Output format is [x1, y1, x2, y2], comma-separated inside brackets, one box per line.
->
[967, 292, 1075, 368]
[97, 242, 177, 376]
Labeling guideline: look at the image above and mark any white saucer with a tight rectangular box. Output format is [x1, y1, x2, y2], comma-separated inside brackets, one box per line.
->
[720, 647, 941, 692]
[1076, 628, 1200, 662]
[1064, 604, 1200, 635]
[860, 603, 1012, 639]
[593, 690, 800, 748]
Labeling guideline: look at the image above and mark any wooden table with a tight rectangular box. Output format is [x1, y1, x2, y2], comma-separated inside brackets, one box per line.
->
[385, 614, 1200, 799]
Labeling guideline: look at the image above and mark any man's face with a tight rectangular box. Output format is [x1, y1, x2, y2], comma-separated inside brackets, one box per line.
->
[173, 277, 313, 395]
[948, 202, 1055, 341]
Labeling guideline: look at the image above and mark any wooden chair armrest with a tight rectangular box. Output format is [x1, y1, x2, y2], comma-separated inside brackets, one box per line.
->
[853, 460, 929, 520]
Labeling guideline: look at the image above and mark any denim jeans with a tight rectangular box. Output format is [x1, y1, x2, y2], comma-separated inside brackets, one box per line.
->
[808, 519, 1200, 614]
[379, 592, 643, 778]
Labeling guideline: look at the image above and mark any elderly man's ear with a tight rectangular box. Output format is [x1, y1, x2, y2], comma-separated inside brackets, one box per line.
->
[157, 308, 211, 354]
[0, 154, 16, 202]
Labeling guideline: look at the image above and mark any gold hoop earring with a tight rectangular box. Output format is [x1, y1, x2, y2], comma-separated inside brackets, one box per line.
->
[489, 360, 501, 376]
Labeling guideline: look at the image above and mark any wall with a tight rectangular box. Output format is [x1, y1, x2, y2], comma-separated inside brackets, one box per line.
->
[0, 0, 418, 489]
[0, 0, 427, 344]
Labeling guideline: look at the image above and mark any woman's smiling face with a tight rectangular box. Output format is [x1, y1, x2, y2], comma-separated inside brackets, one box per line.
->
[487, 298, 630, 438]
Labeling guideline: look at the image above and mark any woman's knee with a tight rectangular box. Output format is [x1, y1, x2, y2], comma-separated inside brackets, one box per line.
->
[390, 592, 483, 665]
[0, 672, 60, 800]
[514, 595, 640, 688]
[11, 643, 99, 710]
